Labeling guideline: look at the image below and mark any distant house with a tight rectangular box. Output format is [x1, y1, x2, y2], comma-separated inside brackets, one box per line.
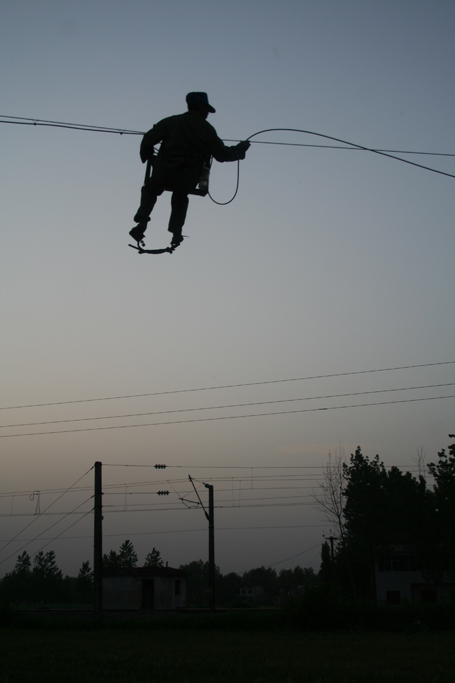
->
[375, 548, 454, 604]
[239, 586, 264, 602]
[103, 566, 187, 611]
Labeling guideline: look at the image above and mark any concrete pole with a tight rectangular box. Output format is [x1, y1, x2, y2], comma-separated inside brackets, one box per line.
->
[94, 461, 103, 617]
[205, 483, 215, 610]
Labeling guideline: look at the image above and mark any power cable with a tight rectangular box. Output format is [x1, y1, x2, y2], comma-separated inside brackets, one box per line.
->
[266, 542, 322, 568]
[2, 115, 454, 157]
[29, 508, 93, 560]
[0, 524, 327, 544]
[0, 114, 143, 136]
[1, 360, 452, 411]
[211, 125, 455, 203]
[102, 485, 321, 497]
[0, 511, 94, 518]
[0, 495, 93, 566]
[246, 128, 455, 179]
[1, 114, 454, 211]
[1, 394, 453, 438]
[105, 493, 316, 511]
[225, 138, 455, 157]
[2, 465, 426, 499]
[2, 382, 451, 430]
[0, 466, 93, 554]
[101, 463, 421, 471]
[101, 501, 317, 514]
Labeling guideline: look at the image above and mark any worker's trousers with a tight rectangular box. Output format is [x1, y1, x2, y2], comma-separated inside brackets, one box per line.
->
[134, 164, 201, 237]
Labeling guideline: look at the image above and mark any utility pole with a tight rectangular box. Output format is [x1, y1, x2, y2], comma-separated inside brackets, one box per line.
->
[94, 461, 103, 617]
[188, 476, 216, 610]
[205, 483, 215, 611]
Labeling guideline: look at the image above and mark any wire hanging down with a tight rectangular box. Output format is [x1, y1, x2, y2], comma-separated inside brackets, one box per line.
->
[246, 128, 455, 179]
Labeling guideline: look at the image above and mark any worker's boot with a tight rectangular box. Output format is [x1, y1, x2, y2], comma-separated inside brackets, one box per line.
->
[171, 232, 184, 249]
[129, 219, 149, 245]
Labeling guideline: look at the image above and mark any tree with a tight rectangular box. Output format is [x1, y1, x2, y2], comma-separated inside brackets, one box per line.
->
[0, 552, 33, 604]
[217, 571, 242, 606]
[103, 540, 138, 569]
[102, 549, 121, 569]
[318, 541, 333, 586]
[428, 436, 455, 542]
[315, 446, 347, 544]
[242, 566, 278, 603]
[278, 566, 316, 595]
[14, 551, 31, 576]
[425, 436, 455, 591]
[78, 560, 93, 581]
[144, 547, 164, 567]
[75, 561, 93, 604]
[179, 560, 221, 606]
[340, 446, 430, 599]
[31, 550, 64, 603]
[118, 540, 138, 568]
[33, 550, 63, 580]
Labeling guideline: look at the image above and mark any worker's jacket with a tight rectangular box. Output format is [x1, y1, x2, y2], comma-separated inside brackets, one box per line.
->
[140, 110, 247, 172]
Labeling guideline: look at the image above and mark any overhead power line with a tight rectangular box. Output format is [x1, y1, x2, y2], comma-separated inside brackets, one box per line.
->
[226, 138, 455, 157]
[1, 360, 453, 411]
[0, 115, 453, 156]
[0, 114, 453, 156]
[266, 542, 322, 568]
[28, 509, 93, 561]
[2, 382, 452, 430]
[101, 463, 422, 471]
[0, 495, 93, 566]
[101, 501, 318, 513]
[0, 524, 327, 545]
[1, 394, 453, 438]
[1, 115, 454, 178]
[0, 467, 93, 554]
[0, 114, 143, 135]
[0, 463, 424, 498]
[247, 128, 455, 179]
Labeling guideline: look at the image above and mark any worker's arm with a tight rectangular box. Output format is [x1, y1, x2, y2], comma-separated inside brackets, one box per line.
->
[205, 123, 250, 162]
[139, 119, 168, 163]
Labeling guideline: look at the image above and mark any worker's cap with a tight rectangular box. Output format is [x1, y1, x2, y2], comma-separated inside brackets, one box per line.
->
[186, 92, 216, 113]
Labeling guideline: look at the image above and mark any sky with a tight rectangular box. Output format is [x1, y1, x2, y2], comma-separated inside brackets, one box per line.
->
[0, 0, 454, 580]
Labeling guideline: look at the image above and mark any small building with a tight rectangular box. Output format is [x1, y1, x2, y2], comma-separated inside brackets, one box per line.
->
[103, 566, 187, 611]
[239, 585, 264, 602]
[375, 548, 455, 604]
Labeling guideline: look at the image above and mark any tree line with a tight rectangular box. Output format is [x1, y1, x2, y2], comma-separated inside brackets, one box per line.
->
[0, 540, 316, 607]
[0, 550, 93, 606]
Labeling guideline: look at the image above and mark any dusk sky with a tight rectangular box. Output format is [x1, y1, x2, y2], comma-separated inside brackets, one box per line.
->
[1, 0, 454, 579]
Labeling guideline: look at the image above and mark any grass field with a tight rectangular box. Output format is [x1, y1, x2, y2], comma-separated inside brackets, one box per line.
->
[1, 629, 454, 682]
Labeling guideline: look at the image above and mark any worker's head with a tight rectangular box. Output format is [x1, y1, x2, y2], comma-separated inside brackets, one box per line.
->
[186, 92, 216, 119]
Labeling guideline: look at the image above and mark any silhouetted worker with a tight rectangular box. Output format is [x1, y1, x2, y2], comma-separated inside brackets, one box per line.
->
[130, 92, 250, 248]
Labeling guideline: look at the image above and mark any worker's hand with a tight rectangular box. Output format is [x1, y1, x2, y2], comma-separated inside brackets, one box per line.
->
[140, 147, 156, 164]
[236, 140, 251, 159]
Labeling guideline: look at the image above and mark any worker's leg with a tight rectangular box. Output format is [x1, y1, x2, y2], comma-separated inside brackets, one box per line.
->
[168, 192, 189, 245]
[167, 166, 200, 245]
[130, 175, 165, 242]
[134, 182, 160, 224]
